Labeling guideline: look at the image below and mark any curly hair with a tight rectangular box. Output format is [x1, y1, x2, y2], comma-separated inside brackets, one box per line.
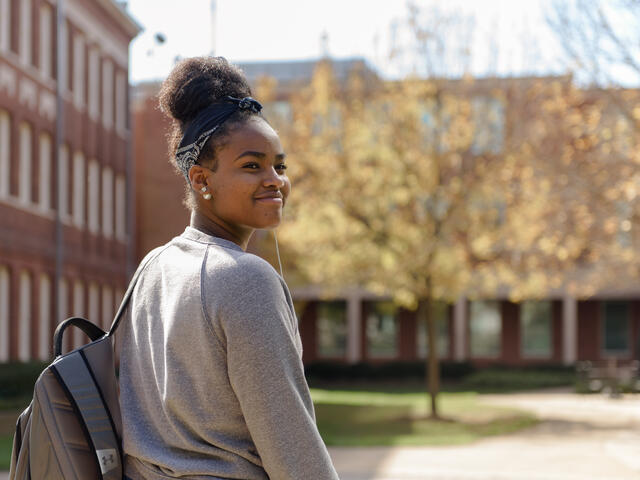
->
[158, 56, 259, 209]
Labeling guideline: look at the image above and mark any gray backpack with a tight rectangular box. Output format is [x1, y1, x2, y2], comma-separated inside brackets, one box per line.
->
[9, 254, 156, 480]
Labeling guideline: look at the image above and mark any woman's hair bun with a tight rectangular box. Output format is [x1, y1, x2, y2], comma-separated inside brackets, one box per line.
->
[158, 56, 252, 124]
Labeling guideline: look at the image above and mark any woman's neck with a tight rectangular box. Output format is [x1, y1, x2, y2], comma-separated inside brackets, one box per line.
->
[190, 210, 253, 250]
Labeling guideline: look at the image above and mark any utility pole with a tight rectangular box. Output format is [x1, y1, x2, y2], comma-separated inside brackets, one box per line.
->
[55, 0, 65, 328]
[210, 0, 218, 56]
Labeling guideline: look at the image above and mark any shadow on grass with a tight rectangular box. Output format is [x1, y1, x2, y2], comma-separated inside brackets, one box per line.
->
[314, 402, 537, 447]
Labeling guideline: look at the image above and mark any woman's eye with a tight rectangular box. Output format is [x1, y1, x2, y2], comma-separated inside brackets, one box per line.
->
[275, 164, 288, 172]
[242, 163, 260, 170]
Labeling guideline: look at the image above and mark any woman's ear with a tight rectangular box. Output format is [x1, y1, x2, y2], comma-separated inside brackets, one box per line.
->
[188, 164, 210, 194]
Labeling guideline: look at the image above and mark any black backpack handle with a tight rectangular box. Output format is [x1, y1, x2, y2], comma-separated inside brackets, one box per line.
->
[53, 317, 106, 357]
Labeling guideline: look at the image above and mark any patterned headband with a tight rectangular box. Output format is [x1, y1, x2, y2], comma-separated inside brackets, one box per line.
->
[175, 96, 263, 181]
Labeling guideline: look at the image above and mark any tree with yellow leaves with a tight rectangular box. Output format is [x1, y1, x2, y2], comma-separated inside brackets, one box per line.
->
[262, 57, 640, 418]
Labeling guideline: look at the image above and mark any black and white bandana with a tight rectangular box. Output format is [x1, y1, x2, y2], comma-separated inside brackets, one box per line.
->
[175, 96, 262, 181]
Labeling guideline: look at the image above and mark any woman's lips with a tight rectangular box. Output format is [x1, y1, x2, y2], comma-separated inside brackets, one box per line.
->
[255, 192, 283, 204]
[255, 197, 283, 204]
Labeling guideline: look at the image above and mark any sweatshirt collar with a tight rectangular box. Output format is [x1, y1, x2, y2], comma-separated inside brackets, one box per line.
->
[181, 226, 245, 252]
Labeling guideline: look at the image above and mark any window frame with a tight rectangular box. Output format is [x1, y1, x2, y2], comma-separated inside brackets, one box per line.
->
[316, 301, 348, 359]
[601, 300, 631, 357]
[520, 300, 553, 359]
[469, 300, 502, 359]
[365, 301, 399, 360]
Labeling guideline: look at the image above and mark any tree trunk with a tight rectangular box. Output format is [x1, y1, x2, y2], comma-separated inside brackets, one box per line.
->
[420, 298, 440, 419]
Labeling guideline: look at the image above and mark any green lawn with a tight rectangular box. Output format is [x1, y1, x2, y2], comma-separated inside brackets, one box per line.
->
[0, 410, 20, 470]
[311, 388, 537, 446]
[0, 434, 11, 470]
[0, 388, 538, 470]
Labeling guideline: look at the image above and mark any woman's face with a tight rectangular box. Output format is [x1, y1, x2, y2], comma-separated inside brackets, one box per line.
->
[200, 117, 290, 232]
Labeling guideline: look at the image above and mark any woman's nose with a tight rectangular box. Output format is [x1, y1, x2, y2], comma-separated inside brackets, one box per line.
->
[263, 167, 285, 188]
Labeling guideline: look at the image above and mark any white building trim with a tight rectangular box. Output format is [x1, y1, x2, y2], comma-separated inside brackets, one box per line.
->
[453, 297, 467, 361]
[102, 285, 113, 330]
[72, 151, 85, 227]
[0, 267, 9, 361]
[562, 296, 578, 365]
[73, 33, 86, 110]
[346, 294, 362, 363]
[19, 0, 32, 66]
[72, 281, 84, 349]
[19, 122, 32, 205]
[39, 3, 53, 78]
[39, 133, 52, 211]
[0, 109, 9, 198]
[88, 159, 100, 233]
[102, 166, 113, 237]
[19, 271, 31, 361]
[0, 0, 10, 53]
[38, 274, 51, 360]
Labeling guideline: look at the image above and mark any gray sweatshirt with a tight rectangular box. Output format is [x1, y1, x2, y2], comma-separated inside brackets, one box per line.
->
[118, 227, 339, 480]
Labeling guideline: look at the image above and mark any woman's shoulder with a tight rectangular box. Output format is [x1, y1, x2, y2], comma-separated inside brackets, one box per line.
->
[205, 247, 283, 291]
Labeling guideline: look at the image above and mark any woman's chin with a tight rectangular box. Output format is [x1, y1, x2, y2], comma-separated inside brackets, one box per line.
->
[252, 216, 282, 230]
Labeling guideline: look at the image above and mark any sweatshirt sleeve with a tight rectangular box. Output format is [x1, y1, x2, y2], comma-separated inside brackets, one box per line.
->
[207, 253, 339, 480]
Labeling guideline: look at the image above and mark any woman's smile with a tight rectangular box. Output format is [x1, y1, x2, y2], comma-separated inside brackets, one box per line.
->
[255, 191, 284, 204]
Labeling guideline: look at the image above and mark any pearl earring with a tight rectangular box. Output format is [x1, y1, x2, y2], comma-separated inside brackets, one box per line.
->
[201, 186, 212, 200]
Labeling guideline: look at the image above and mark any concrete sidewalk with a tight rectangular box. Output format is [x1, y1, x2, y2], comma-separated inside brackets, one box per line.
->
[329, 390, 640, 480]
[2, 391, 639, 479]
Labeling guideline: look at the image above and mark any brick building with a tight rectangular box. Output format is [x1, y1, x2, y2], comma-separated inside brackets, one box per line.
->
[0, 0, 140, 361]
[132, 58, 640, 368]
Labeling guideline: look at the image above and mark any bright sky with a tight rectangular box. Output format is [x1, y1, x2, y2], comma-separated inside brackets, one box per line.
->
[126, 0, 566, 84]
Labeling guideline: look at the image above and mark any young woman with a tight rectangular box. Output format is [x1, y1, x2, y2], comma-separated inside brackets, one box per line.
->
[118, 57, 339, 480]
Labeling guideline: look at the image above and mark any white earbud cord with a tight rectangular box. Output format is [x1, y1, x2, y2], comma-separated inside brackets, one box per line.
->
[273, 230, 284, 278]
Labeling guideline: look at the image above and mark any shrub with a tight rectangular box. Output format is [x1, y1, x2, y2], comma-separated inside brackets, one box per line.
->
[304, 360, 475, 382]
[0, 362, 48, 399]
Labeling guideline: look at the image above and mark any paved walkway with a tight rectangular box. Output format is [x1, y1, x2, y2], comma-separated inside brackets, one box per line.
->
[329, 390, 640, 480]
[2, 390, 638, 479]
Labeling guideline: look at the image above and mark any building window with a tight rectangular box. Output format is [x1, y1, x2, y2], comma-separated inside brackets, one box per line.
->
[19, 270, 31, 361]
[72, 281, 84, 349]
[114, 287, 124, 316]
[72, 152, 85, 227]
[0, 110, 9, 198]
[59, 20, 68, 91]
[0, 0, 10, 53]
[87, 160, 100, 233]
[470, 300, 501, 358]
[0, 266, 9, 361]
[366, 301, 398, 359]
[102, 286, 113, 330]
[115, 174, 126, 241]
[88, 47, 100, 120]
[58, 144, 69, 218]
[102, 59, 114, 129]
[39, 3, 52, 78]
[317, 301, 347, 358]
[39, 133, 52, 211]
[19, 0, 31, 66]
[520, 301, 552, 358]
[73, 34, 85, 109]
[471, 96, 504, 155]
[38, 274, 51, 360]
[58, 278, 68, 324]
[88, 282, 99, 329]
[19, 122, 32, 204]
[602, 301, 630, 356]
[102, 167, 113, 237]
[417, 302, 449, 359]
[115, 71, 126, 135]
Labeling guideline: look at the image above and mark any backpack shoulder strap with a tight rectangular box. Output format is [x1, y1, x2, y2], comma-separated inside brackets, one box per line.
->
[51, 350, 122, 479]
[108, 246, 168, 336]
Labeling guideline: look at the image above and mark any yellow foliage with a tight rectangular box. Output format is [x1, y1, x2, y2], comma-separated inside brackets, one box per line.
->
[275, 62, 640, 303]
